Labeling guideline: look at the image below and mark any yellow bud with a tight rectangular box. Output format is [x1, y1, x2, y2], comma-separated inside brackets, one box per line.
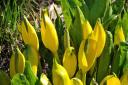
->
[78, 39, 88, 73]
[40, 73, 52, 85]
[71, 77, 83, 85]
[10, 47, 25, 78]
[41, 12, 59, 54]
[93, 20, 106, 57]
[52, 57, 71, 85]
[18, 16, 39, 50]
[100, 75, 121, 85]
[17, 22, 29, 44]
[85, 32, 97, 72]
[114, 26, 125, 45]
[82, 20, 92, 40]
[63, 47, 77, 78]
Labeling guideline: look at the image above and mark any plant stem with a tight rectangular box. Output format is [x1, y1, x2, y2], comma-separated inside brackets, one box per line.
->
[82, 72, 86, 85]
[64, 29, 70, 50]
[53, 52, 60, 64]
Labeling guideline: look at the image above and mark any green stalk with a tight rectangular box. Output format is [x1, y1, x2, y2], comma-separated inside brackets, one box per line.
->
[82, 72, 86, 85]
[64, 29, 71, 50]
[53, 52, 60, 64]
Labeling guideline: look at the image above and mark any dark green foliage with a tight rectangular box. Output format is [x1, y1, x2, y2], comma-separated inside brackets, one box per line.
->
[112, 0, 125, 14]
[111, 42, 128, 77]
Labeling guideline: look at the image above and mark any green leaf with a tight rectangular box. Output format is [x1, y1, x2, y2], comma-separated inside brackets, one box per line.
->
[55, 10, 64, 50]
[111, 42, 128, 76]
[0, 70, 10, 85]
[68, 0, 82, 7]
[79, 0, 89, 19]
[88, 0, 110, 26]
[69, 7, 83, 50]
[61, 0, 72, 29]
[24, 61, 38, 85]
[67, 0, 83, 16]
[122, 11, 128, 41]
[102, 1, 114, 28]
[123, 49, 128, 73]
[112, 0, 125, 14]
[96, 31, 113, 83]
[103, 2, 113, 21]
[54, 10, 65, 60]
[103, 14, 118, 29]
[11, 73, 30, 85]
[84, 0, 94, 9]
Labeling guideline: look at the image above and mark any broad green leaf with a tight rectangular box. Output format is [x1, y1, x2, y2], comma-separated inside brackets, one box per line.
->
[69, 7, 83, 50]
[24, 61, 38, 85]
[84, 0, 95, 9]
[96, 31, 113, 83]
[88, 0, 110, 26]
[0, 70, 10, 85]
[11, 73, 29, 85]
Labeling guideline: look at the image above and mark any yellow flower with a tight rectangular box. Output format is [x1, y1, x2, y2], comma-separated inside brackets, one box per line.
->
[93, 20, 106, 57]
[41, 11, 59, 54]
[63, 47, 77, 78]
[82, 20, 92, 40]
[85, 32, 97, 72]
[114, 26, 125, 45]
[18, 16, 39, 50]
[52, 57, 71, 85]
[10, 47, 25, 78]
[78, 39, 88, 73]
[100, 75, 121, 85]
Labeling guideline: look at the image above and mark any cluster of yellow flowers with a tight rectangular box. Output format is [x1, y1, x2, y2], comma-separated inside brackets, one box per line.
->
[9, 9, 127, 85]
